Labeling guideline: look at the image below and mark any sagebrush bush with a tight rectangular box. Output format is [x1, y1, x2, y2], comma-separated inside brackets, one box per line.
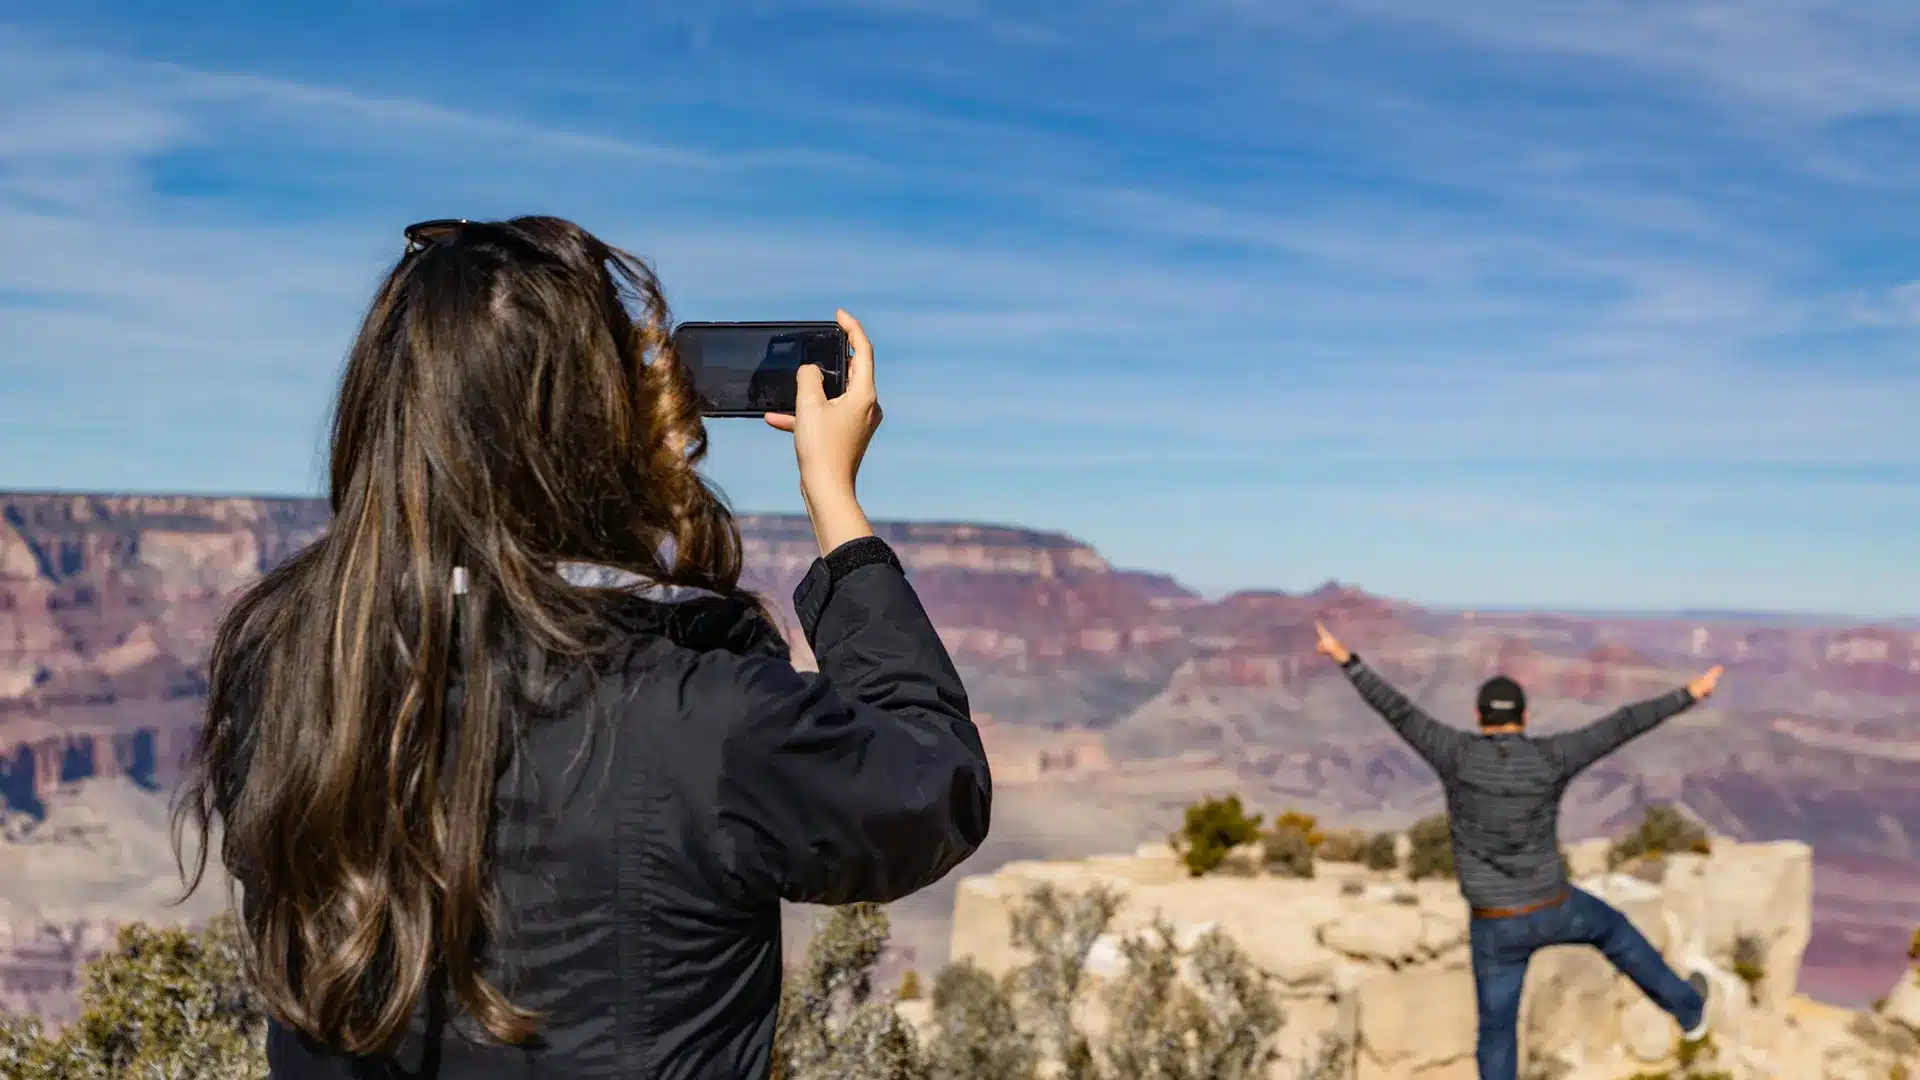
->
[1262, 824, 1316, 879]
[9, 885, 1320, 1080]
[1407, 814, 1455, 880]
[1270, 810, 1323, 848]
[0, 915, 267, 1080]
[1313, 828, 1367, 863]
[1174, 795, 1264, 877]
[1006, 882, 1120, 1074]
[772, 902, 928, 1080]
[1363, 832, 1398, 871]
[1097, 920, 1282, 1080]
[798, 882, 1305, 1080]
[1608, 806, 1711, 868]
[922, 961, 1037, 1080]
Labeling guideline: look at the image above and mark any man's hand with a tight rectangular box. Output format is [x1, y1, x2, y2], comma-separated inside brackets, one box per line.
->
[1314, 621, 1352, 665]
[1686, 665, 1725, 700]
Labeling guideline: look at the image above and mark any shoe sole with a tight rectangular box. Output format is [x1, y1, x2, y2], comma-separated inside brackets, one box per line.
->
[1682, 971, 1710, 1040]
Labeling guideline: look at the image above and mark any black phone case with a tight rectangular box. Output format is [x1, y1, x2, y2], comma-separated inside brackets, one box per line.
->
[673, 321, 850, 418]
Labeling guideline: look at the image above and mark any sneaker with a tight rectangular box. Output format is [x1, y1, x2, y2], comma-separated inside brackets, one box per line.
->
[1682, 971, 1711, 1041]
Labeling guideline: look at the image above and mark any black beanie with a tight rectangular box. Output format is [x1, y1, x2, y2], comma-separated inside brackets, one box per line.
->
[1477, 676, 1526, 725]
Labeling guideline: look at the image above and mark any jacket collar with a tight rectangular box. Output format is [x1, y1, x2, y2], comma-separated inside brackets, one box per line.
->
[555, 561, 789, 661]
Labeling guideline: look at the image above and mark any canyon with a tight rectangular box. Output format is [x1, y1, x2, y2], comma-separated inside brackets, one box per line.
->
[1, 491, 1916, 1024]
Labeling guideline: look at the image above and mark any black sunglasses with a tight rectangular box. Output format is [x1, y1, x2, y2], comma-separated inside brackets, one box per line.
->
[403, 218, 472, 253]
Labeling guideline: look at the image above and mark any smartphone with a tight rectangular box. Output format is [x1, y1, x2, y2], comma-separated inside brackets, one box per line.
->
[672, 321, 850, 418]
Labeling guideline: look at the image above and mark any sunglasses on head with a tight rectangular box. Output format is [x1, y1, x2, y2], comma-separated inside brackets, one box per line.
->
[403, 218, 472, 254]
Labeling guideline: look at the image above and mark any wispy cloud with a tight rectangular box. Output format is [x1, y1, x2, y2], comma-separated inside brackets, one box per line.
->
[1239, 0, 1920, 121]
[0, 8, 1915, 613]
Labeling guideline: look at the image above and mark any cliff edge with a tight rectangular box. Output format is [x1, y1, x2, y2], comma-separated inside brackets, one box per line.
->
[947, 838, 1917, 1079]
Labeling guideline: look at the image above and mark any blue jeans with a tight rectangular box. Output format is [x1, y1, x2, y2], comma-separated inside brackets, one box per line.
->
[1468, 887, 1704, 1080]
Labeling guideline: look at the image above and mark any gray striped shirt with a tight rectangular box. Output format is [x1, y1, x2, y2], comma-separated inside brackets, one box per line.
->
[1341, 656, 1699, 910]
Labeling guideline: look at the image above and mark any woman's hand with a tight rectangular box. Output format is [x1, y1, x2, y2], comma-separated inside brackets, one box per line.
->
[764, 309, 881, 557]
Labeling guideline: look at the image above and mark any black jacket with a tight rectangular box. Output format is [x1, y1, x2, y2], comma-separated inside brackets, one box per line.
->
[263, 536, 992, 1079]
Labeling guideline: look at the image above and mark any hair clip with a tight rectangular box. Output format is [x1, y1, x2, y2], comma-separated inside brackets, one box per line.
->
[451, 566, 469, 595]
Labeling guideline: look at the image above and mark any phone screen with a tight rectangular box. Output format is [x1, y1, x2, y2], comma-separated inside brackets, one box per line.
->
[672, 322, 849, 417]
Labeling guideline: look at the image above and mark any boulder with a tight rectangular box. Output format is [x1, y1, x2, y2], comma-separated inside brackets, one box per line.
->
[1654, 841, 1814, 1009]
[1353, 965, 1478, 1079]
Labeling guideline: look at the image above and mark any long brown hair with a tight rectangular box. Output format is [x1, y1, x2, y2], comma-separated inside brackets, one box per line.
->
[174, 216, 753, 1054]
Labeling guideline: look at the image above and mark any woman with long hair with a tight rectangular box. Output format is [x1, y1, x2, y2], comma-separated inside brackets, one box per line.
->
[173, 216, 991, 1078]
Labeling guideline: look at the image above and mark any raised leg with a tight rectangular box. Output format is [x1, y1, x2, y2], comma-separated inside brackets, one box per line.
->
[1562, 888, 1705, 1031]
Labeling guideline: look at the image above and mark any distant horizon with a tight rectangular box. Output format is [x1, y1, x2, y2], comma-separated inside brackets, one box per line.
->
[5, 486, 1914, 627]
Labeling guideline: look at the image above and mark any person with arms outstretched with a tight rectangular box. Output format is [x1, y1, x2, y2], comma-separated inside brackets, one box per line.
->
[1313, 622, 1722, 1080]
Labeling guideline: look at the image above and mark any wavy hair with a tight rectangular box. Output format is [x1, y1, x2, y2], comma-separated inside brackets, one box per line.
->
[174, 216, 755, 1053]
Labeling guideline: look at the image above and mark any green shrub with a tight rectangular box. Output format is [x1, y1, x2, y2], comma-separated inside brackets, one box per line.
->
[1174, 795, 1264, 877]
[1313, 828, 1368, 863]
[1608, 806, 1711, 869]
[1407, 815, 1455, 880]
[897, 969, 923, 1001]
[1363, 832, 1399, 871]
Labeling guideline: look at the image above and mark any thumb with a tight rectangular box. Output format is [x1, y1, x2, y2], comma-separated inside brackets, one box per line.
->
[794, 363, 827, 412]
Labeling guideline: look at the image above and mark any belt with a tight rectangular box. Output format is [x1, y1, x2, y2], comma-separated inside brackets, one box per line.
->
[1471, 891, 1569, 920]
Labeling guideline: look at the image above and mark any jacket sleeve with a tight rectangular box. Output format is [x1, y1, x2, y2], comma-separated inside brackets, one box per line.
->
[694, 536, 992, 907]
[1339, 654, 1466, 778]
[1543, 687, 1698, 778]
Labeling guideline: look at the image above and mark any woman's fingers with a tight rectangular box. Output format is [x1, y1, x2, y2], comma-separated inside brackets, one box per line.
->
[836, 309, 874, 396]
[795, 362, 828, 411]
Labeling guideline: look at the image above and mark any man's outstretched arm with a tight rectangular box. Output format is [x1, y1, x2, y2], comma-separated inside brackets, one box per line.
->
[1315, 623, 1463, 776]
[1544, 665, 1724, 777]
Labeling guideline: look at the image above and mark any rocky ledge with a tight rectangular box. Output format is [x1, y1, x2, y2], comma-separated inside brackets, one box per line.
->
[943, 838, 1918, 1080]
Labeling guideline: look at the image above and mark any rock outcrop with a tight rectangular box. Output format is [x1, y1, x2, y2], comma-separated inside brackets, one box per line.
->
[948, 839, 1917, 1079]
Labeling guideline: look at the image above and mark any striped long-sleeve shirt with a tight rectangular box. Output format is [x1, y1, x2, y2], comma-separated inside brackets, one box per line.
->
[1340, 654, 1700, 910]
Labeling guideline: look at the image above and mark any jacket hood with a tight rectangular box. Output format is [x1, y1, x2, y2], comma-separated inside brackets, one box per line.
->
[557, 562, 791, 662]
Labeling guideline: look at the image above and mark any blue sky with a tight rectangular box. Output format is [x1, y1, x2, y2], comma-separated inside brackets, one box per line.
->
[1, 1, 1916, 616]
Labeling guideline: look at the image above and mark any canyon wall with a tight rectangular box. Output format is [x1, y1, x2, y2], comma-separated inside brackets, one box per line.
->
[2, 490, 1916, 1025]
